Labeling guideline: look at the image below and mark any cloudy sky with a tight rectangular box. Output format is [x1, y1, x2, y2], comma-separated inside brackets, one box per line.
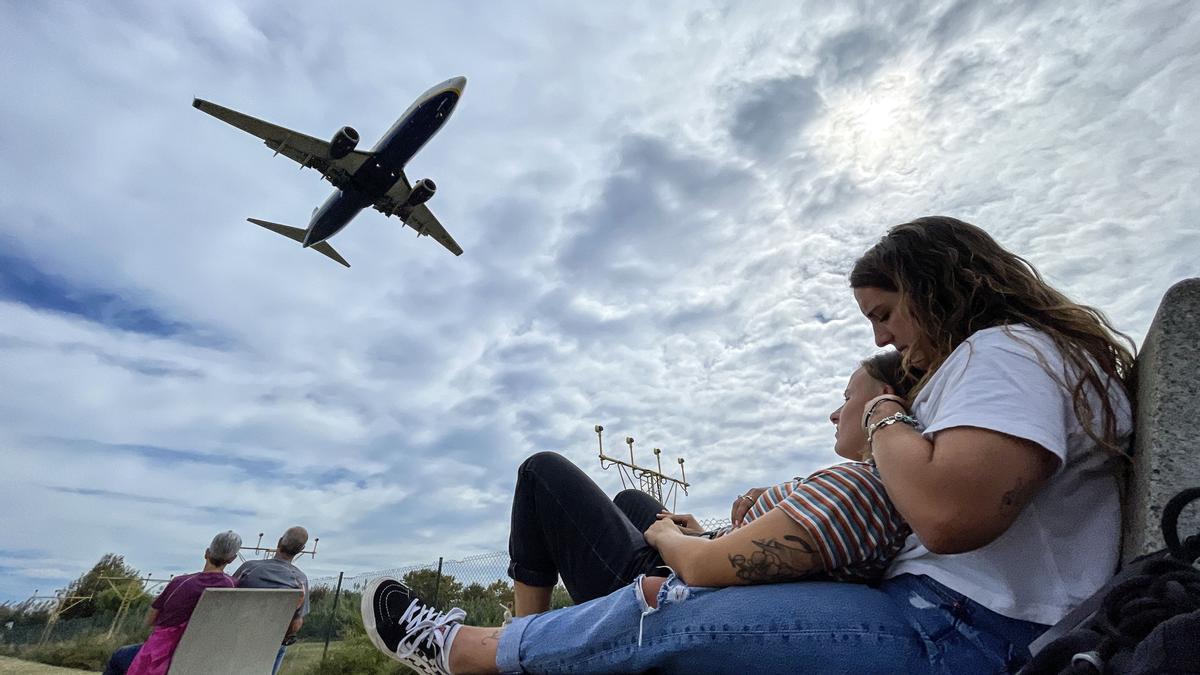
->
[1, 0, 1197, 601]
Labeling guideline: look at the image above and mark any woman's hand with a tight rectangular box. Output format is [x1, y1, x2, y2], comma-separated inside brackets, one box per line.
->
[656, 511, 703, 535]
[644, 515, 685, 548]
[653, 508, 826, 587]
[730, 487, 767, 528]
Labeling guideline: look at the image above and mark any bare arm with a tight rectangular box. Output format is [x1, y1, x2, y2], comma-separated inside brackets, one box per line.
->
[645, 509, 824, 586]
[869, 402, 1058, 554]
[285, 589, 305, 637]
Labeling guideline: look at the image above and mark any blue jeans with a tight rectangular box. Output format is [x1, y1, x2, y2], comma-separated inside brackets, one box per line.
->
[496, 573, 1048, 674]
[272, 644, 287, 674]
[103, 644, 141, 675]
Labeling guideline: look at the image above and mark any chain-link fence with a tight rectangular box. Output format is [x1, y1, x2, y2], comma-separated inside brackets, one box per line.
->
[310, 550, 510, 595]
[303, 516, 733, 640]
[309, 516, 732, 594]
[4, 519, 733, 671]
[0, 609, 149, 648]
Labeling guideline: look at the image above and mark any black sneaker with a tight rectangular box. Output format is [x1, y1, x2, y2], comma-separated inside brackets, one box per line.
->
[361, 577, 466, 675]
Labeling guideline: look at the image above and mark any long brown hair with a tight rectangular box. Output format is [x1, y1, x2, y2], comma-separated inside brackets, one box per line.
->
[849, 216, 1135, 454]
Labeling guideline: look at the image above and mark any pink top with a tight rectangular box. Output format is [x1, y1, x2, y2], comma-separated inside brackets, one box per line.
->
[126, 623, 188, 675]
[151, 571, 235, 627]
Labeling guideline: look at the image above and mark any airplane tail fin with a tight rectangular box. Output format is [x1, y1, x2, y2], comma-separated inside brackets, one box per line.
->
[247, 218, 350, 268]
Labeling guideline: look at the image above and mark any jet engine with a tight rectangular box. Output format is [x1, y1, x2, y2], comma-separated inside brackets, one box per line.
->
[405, 178, 437, 206]
[328, 126, 360, 160]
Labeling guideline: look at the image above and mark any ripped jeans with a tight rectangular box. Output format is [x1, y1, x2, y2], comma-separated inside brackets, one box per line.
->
[496, 573, 1048, 674]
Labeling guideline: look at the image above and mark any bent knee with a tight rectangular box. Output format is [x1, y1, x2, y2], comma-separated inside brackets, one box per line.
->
[640, 576, 667, 609]
[612, 489, 646, 508]
[518, 451, 569, 475]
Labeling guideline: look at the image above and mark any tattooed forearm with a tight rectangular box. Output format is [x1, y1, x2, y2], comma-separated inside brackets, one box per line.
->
[728, 535, 821, 583]
[481, 629, 503, 646]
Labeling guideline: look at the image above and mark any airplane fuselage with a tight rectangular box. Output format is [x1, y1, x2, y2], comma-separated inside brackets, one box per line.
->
[303, 76, 465, 247]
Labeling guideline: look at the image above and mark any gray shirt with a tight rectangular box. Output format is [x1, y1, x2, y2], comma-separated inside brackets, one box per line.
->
[232, 557, 310, 619]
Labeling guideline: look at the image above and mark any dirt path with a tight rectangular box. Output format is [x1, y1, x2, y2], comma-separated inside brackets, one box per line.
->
[0, 655, 90, 673]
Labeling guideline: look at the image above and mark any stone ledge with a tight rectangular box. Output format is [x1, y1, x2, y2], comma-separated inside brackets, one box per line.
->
[1122, 277, 1200, 565]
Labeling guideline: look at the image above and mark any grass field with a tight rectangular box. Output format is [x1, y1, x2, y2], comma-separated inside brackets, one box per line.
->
[278, 640, 339, 674]
[0, 639, 343, 674]
[0, 655, 89, 673]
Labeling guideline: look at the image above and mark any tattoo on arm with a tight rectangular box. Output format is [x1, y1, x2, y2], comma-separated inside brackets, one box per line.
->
[481, 629, 502, 646]
[728, 535, 821, 583]
[1001, 477, 1032, 511]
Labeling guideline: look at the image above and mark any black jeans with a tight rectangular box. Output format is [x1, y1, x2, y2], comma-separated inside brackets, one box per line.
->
[507, 451, 668, 604]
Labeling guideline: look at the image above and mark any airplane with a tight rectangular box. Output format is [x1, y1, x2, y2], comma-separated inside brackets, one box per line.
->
[193, 76, 467, 267]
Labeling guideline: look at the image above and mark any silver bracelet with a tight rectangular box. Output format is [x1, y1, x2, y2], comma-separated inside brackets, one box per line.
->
[862, 395, 907, 429]
[867, 412, 920, 444]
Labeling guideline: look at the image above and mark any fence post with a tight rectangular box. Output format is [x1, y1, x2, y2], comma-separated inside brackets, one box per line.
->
[320, 572, 344, 668]
[432, 557, 444, 609]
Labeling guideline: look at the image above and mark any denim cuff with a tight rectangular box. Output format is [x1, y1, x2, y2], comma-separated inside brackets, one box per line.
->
[495, 613, 536, 674]
[507, 559, 558, 588]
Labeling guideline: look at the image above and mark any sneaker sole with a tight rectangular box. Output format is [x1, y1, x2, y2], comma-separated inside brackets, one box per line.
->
[360, 576, 407, 664]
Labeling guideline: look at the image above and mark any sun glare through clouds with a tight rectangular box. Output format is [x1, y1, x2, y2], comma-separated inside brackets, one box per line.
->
[817, 75, 924, 176]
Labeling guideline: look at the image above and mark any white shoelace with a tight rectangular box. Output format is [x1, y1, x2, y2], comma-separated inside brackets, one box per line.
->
[394, 599, 466, 673]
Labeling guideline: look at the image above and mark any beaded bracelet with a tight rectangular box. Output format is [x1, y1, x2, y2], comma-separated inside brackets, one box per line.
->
[861, 394, 907, 430]
[866, 412, 921, 445]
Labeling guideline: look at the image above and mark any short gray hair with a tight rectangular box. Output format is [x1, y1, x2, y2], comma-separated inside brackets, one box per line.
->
[207, 531, 242, 565]
[278, 526, 308, 557]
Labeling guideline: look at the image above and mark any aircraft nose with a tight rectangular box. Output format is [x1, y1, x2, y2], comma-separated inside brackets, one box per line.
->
[449, 76, 467, 94]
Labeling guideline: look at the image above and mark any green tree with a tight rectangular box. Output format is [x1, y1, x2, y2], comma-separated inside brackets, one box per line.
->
[459, 583, 492, 606]
[458, 582, 511, 627]
[486, 580, 514, 610]
[550, 584, 573, 610]
[0, 599, 52, 627]
[297, 589, 363, 642]
[59, 554, 142, 620]
[400, 569, 462, 610]
[93, 582, 150, 617]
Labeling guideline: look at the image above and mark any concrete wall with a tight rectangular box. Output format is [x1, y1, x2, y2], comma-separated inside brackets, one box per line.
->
[168, 588, 301, 675]
[1122, 278, 1200, 565]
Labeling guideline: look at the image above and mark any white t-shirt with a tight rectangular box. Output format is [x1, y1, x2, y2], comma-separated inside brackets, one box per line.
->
[885, 324, 1132, 626]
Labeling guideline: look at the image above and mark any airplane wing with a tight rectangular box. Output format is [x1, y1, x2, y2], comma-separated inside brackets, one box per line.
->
[192, 98, 371, 189]
[373, 173, 464, 256]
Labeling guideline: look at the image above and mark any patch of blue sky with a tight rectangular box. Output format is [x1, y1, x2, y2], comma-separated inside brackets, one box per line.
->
[0, 549, 45, 560]
[43, 438, 372, 489]
[47, 486, 256, 518]
[308, 466, 368, 487]
[0, 248, 228, 348]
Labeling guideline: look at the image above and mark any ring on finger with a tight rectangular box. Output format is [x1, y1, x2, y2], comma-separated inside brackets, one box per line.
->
[738, 494, 754, 502]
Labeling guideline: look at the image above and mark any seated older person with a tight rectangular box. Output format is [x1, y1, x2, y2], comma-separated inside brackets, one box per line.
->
[103, 531, 242, 675]
[232, 526, 310, 675]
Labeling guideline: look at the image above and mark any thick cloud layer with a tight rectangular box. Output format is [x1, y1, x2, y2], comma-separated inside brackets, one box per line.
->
[1, 0, 1197, 599]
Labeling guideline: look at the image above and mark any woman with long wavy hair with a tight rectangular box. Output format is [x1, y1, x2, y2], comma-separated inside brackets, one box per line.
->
[362, 217, 1135, 674]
